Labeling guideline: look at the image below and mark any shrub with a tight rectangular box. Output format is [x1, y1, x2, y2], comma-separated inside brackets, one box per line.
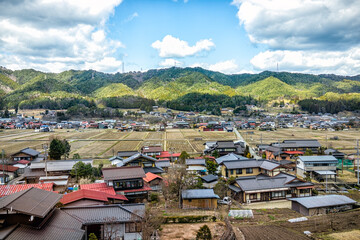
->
[196, 225, 212, 240]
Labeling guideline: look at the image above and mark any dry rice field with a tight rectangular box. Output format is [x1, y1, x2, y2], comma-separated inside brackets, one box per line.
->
[239, 127, 360, 154]
[0, 128, 239, 158]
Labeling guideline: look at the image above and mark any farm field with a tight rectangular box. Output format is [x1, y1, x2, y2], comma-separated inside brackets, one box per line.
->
[239, 127, 360, 154]
[0, 128, 238, 159]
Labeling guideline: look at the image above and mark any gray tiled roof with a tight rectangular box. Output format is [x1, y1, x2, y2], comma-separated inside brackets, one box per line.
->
[30, 159, 93, 171]
[123, 153, 157, 165]
[298, 155, 338, 162]
[0, 188, 61, 218]
[62, 204, 143, 224]
[200, 174, 218, 183]
[216, 153, 248, 164]
[5, 209, 84, 240]
[144, 167, 164, 174]
[223, 159, 280, 170]
[186, 159, 206, 166]
[182, 189, 220, 199]
[20, 148, 40, 157]
[289, 195, 356, 209]
[259, 160, 280, 171]
[280, 139, 321, 148]
[102, 166, 146, 181]
[117, 151, 139, 158]
[155, 160, 171, 168]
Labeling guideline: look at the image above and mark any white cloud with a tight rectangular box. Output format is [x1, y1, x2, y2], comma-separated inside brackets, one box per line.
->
[123, 12, 139, 23]
[0, 0, 124, 73]
[232, 0, 360, 75]
[159, 59, 183, 68]
[250, 48, 360, 75]
[152, 35, 215, 58]
[191, 60, 239, 74]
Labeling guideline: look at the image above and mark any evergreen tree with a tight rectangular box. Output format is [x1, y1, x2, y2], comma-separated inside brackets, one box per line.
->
[205, 160, 218, 175]
[196, 225, 212, 240]
[49, 139, 65, 160]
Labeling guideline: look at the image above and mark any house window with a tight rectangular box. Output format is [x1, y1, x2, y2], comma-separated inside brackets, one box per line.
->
[230, 170, 234, 175]
[125, 223, 141, 233]
[236, 169, 242, 174]
[249, 193, 257, 200]
[300, 188, 310, 194]
[271, 191, 285, 198]
[246, 168, 253, 174]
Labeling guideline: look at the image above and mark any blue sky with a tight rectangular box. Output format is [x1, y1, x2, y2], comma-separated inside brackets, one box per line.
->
[0, 0, 359, 75]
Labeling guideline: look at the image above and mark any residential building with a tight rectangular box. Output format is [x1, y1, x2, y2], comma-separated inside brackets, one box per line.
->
[102, 166, 152, 201]
[109, 156, 124, 166]
[62, 204, 145, 240]
[0, 183, 54, 197]
[116, 153, 164, 174]
[10, 148, 40, 162]
[181, 189, 220, 209]
[117, 151, 139, 159]
[204, 140, 245, 156]
[0, 165, 19, 184]
[200, 174, 218, 189]
[290, 195, 356, 216]
[143, 172, 163, 191]
[186, 159, 206, 174]
[141, 146, 162, 157]
[270, 139, 321, 154]
[215, 153, 248, 165]
[296, 155, 338, 180]
[229, 173, 314, 203]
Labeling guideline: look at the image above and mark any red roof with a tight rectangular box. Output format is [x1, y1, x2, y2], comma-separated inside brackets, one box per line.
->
[283, 151, 304, 155]
[156, 151, 181, 159]
[60, 189, 127, 205]
[17, 160, 30, 165]
[0, 183, 54, 197]
[0, 165, 19, 172]
[80, 182, 116, 195]
[158, 158, 170, 161]
[143, 172, 163, 183]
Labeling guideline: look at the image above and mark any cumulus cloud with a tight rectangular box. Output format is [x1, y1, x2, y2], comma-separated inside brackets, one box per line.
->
[192, 60, 239, 74]
[0, 0, 124, 73]
[233, 0, 360, 75]
[159, 59, 183, 68]
[152, 35, 215, 58]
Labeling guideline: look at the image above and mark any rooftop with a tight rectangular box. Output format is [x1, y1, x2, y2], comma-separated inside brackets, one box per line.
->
[182, 189, 220, 199]
[0, 183, 54, 197]
[60, 189, 127, 205]
[102, 166, 146, 181]
[298, 155, 338, 162]
[216, 153, 248, 165]
[290, 195, 357, 209]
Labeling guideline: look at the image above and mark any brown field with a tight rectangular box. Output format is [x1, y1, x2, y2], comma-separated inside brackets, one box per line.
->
[1, 128, 241, 158]
[240, 127, 360, 154]
[327, 230, 360, 240]
[160, 222, 225, 240]
[237, 225, 309, 240]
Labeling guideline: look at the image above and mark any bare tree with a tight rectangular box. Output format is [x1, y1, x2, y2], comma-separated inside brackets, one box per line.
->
[103, 217, 122, 240]
[141, 207, 164, 240]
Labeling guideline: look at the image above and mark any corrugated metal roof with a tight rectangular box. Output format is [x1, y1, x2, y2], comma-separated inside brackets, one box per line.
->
[117, 151, 138, 158]
[182, 189, 220, 199]
[80, 183, 116, 195]
[200, 174, 218, 183]
[0, 183, 54, 197]
[20, 148, 40, 157]
[186, 159, 206, 166]
[0, 187, 61, 218]
[30, 159, 93, 171]
[62, 204, 143, 224]
[315, 170, 336, 175]
[103, 166, 146, 181]
[223, 159, 261, 169]
[5, 209, 84, 240]
[290, 195, 357, 209]
[155, 160, 170, 168]
[60, 189, 127, 205]
[298, 156, 338, 162]
[216, 153, 248, 165]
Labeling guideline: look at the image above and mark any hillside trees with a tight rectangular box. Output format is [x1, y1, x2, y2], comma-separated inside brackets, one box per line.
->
[49, 139, 70, 160]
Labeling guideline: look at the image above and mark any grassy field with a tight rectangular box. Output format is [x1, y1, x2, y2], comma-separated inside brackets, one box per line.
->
[0, 128, 237, 159]
[239, 127, 360, 154]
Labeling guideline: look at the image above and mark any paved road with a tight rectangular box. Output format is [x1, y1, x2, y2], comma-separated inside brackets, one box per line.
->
[234, 128, 261, 159]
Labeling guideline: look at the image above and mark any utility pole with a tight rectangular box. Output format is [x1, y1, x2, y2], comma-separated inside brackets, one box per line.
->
[2, 150, 5, 184]
[357, 139, 359, 186]
[43, 144, 48, 178]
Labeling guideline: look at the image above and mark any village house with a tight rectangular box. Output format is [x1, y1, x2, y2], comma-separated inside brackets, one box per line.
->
[220, 159, 290, 178]
[200, 174, 219, 189]
[296, 155, 338, 181]
[143, 172, 163, 191]
[116, 153, 164, 174]
[102, 166, 152, 202]
[181, 189, 220, 210]
[290, 195, 356, 216]
[109, 155, 124, 165]
[155, 159, 171, 172]
[141, 146, 162, 157]
[270, 139, 322, 154]
[204, 140, 246, 156]
[185, 159, 206, 174]
[117, 151, 139, 159]
[0, 187, 85, 240]
[10, 148, 40, 162]
[62, 204, 145, 240]
[215, 153, 249, 165]
[262, 145, 304, 161]
[60, 189, 128, 207]
[228, 173, 314, 203]
[156, 151, 181, 161]
[0, 182, 55, 197]
[0, 165, 19, 184]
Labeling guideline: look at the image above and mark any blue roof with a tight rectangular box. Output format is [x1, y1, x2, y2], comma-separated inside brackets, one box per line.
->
[290, 195, 356, 208]
[182, 189, 219, 199]
[298, 155, 337, 162]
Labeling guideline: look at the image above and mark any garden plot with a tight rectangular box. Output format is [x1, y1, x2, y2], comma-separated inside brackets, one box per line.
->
[166, 140, 194, 153]
[112, 140, 142, 152]
[139, 140, 164, 149]
[189, 140, 206, 152]
[124, 132, 149, 139]
[74, 141, 118, 158]
[166, 131, 184, 140]
[146, 132, 164, 140]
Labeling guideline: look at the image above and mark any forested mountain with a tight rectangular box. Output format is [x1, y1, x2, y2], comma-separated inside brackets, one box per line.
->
[0, 66, 359, 113]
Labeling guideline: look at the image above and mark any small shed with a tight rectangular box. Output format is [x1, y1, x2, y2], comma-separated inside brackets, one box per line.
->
[181, 189, 219, 210]
[200, 174, 219, 189]
[290, 195, 357, 216]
